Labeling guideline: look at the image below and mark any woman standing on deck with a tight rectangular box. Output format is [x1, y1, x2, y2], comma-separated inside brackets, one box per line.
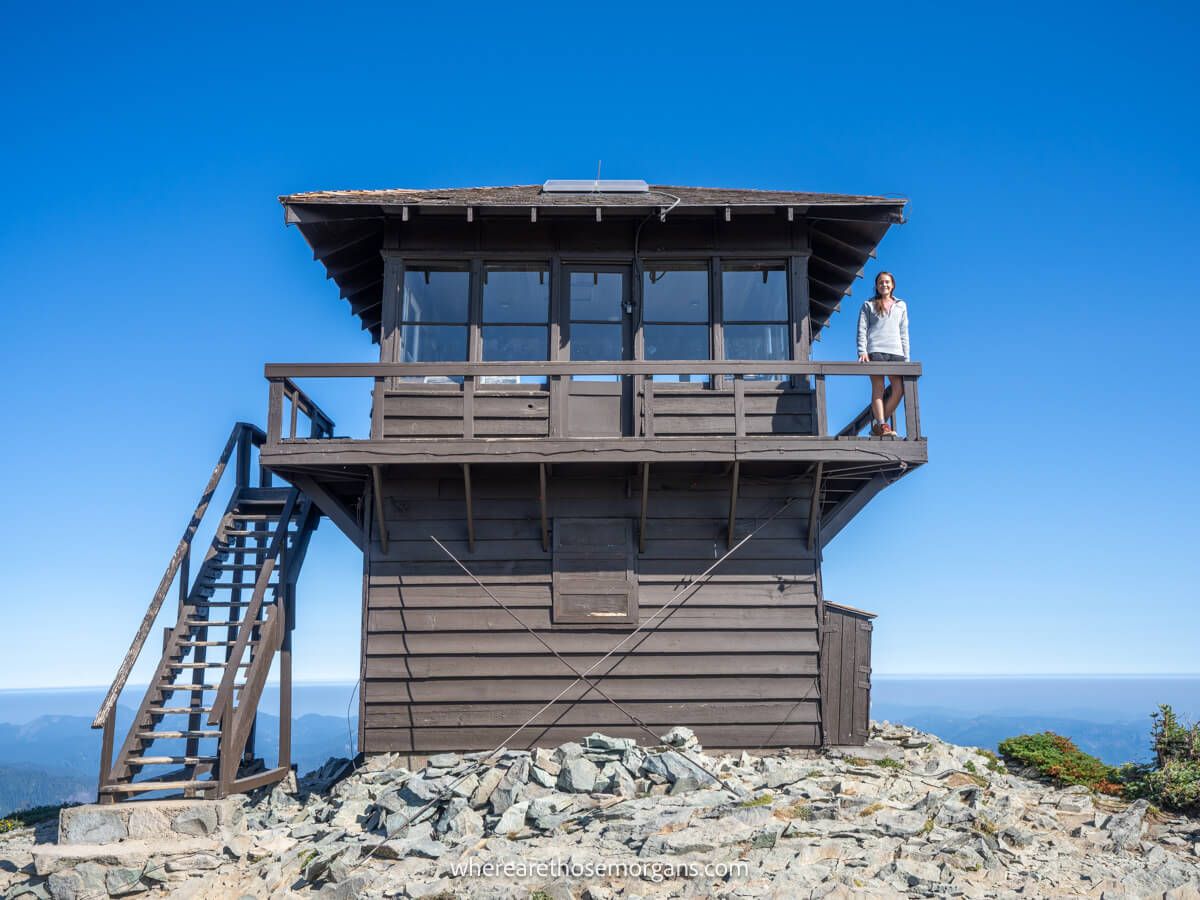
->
[857, 271, 909, 436]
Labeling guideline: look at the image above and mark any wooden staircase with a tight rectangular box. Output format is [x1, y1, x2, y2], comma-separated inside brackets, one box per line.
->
[93, 420, 331, 801]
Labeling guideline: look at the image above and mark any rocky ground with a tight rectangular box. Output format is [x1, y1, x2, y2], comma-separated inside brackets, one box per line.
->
[3, 722, 1200, 899]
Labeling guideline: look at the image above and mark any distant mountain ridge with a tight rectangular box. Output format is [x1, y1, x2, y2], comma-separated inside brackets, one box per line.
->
[0, 709, 354, 814]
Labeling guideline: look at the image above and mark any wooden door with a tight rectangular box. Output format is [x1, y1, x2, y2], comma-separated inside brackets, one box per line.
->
[564, 266, 633, 437]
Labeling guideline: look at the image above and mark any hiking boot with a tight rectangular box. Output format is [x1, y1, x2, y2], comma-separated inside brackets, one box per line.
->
[881, 422, 897, 437]
[870, 422, 885, 436]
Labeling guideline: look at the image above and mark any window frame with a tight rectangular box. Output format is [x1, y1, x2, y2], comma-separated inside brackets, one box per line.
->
[382, 252, 803, 382]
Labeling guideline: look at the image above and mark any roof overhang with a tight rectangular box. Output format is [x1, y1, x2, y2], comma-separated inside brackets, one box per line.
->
[280, 184, 907, 343]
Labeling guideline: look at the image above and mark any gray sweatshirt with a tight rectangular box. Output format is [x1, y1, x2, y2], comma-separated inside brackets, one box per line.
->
[856, 299, 909, 360]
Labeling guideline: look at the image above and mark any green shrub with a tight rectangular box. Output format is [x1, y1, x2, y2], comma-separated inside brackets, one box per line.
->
[877, 757, 903, 770]
[1123, 705, 1200, 815]
[997, 732, 1121, 794]
[0, 803, 75, 833]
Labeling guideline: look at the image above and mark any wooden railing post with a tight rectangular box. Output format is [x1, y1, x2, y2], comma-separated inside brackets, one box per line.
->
[463, 375, 475, 439]
[266, 380, 284, 446]
[371, 377, 384, 440]
[903, 376, 921, 439]
[549, 374, 565, 437]
[97, 711, 115, 802]
[814, 374, 828, 436]
[733, 374, 746, 437]
[643, 379, 654, 438]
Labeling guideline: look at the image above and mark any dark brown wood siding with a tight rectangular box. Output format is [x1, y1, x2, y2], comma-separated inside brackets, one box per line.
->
[820, 605, 874, 746]
[361, 465, 828, 752]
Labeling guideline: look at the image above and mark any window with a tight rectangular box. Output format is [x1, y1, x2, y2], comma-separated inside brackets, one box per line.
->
[722, 262, 789, 377]
[482, 265, 550, 383]
[399, 266, 469, 371]
[642, 263, 710, 382]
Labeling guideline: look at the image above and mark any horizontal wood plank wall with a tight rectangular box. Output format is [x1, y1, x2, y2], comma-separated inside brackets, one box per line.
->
[383, 385, 550, 439]
[382, 383, 816, 439]
[650, 384, 815, 437]
[362, 467, 823, 752]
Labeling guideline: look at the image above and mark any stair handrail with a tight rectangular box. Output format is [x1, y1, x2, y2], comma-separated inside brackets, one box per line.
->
[91, 422, 267, 730]
[207, 488, 300, 727]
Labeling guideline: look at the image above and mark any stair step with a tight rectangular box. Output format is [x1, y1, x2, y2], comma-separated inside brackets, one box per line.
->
[126, 755, 217, 766]
[137, 730, 222, 740]
[149, 706, 214, 715]
[168, 662, 252, 669]
[203, 582, 280, 590]
[177, 640, 250, 647]
[212, 564, 278, 571]
[196, 602, 280, 609]
[185, 620, 256, 628]
[159, 683, 246, 692]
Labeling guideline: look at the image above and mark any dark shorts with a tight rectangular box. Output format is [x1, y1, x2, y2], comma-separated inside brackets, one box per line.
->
[868, 352, 905, 362]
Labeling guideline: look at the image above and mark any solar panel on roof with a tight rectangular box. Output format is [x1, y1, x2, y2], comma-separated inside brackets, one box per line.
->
[542, 179, 650, 193]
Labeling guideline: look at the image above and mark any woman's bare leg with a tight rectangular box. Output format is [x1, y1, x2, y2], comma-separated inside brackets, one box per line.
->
[883, 376, 905, 420]
[870, 374, 886, 423]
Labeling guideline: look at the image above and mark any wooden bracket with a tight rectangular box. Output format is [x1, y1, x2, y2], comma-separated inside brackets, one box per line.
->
[639, 463, 650, 553]
[538, 464, 550, 553]
[463, 463, 476, 553]
[807, 462, 823, 551]
[370, 465, 389, 555]
[727, 461, 740, 549]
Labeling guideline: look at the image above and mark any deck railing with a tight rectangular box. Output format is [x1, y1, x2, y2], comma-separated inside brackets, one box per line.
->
[92, 422, 266, 791]
[263, 360, 922, 443]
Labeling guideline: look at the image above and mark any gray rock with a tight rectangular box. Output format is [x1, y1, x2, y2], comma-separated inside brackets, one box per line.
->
[449, 772, 478, 799]
[105, 867, 147, 896]
[493, 799, 530, 835]
[46, 871, 82, 900]
[894, 857, 942, 887]
[552, 742, 584, 765]
[528, 795, 574, 830]
[875, 809, 929, 837]
[556, 756, 599, 793]
[407, 838, 447, 859]
[660, 726, 700, 749]
[60, 807, 128, 844]
[469, 766, 504, 809]
[401, 774, 450, 804]
[490, 757, 529, 813]
[426, 753, 460, 769]
[532, 747, 561, 775]
[597, 761, 637, 797]
[583, 732, 636, 751]
[1103, 798, 1149, 851]
[529, 765, 558, 788]
[434, 798, 483, 842]
[164, 853, 223, 873]
[660, 750, 711, 793]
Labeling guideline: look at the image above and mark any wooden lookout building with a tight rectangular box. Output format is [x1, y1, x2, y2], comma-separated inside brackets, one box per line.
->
[93, 181, 927, 801]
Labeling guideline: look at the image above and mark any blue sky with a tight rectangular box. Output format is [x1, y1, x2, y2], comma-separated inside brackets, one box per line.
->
[1, 1, 1197, 689]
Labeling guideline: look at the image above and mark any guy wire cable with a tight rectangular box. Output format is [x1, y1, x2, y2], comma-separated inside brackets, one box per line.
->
[343, 492, 798, 878]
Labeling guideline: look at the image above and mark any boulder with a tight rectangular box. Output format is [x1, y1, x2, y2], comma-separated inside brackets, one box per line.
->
[493, 799, 530, 835]
[490, 757, 530, 813]
[556, 756, 599, 793]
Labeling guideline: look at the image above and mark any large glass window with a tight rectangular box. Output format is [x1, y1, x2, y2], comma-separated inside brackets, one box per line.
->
[722, 262, 789, 376]
[643, 263, 710, 382]
[568, 270, 628, 382]
[482, 265, 549, 383]
[399, 266, 469, 368]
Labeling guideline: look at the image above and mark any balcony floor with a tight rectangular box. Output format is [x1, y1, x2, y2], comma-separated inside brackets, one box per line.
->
[260, 435, 928, 469]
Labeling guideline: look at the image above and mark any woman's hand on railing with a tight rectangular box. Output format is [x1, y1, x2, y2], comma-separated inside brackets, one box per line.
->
[858, 353, 869, 363]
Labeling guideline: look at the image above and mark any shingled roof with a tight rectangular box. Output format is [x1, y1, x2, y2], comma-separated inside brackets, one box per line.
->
[280, 184, 906, 342]
[280, 184, 905, 211]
